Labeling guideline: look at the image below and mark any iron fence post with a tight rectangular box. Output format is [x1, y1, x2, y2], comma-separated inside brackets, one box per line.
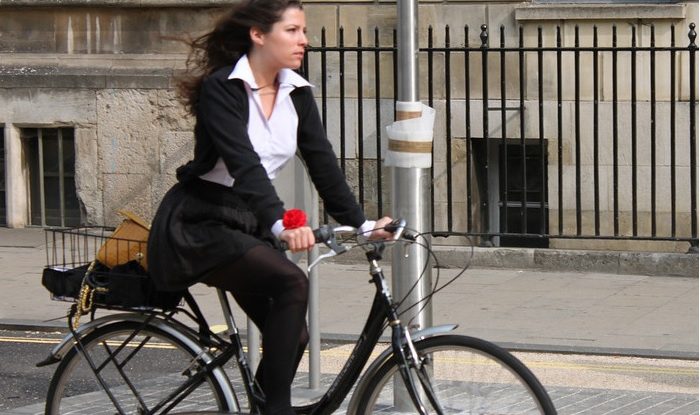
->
[688, 23, 698, 253]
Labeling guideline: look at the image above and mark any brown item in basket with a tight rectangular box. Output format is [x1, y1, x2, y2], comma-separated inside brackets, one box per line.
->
[96, 210, 150, 270]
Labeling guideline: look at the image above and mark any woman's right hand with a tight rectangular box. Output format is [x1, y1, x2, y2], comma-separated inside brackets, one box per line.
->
[369, 216, 396, 240]
[280, 226, 316, 253]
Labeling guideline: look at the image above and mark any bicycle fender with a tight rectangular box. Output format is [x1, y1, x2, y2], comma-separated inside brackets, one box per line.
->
[410, 324, 458, 342]
[41, 313, 185, 362]
[39, 314, 140, 364]
[346, 324, 457, 414]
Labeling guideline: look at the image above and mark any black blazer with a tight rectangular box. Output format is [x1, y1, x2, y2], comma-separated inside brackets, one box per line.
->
[176, 65, 366, 231]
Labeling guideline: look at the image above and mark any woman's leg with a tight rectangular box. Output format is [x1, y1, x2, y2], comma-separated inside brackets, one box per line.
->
[231, 292, 309, 395]
[203, 245, 309, 415]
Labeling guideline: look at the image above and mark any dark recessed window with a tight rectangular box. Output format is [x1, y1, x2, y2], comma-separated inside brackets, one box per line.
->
[23, 128, 80, 227]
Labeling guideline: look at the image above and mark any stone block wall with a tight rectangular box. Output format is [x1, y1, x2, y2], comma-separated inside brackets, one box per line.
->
[0, 0, 697, 252]
[0, 66, 192, 226]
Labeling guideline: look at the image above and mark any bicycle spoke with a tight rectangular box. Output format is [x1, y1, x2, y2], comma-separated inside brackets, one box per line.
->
[415, 358, 446, 415]
[354, 335, 555, 414]
[396, 353, 430, 415]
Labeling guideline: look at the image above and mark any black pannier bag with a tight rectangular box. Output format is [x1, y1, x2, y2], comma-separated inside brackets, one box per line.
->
[41, 264, 89, 301]
[42, 260, 183, 310]
[89, 261, 183, 310]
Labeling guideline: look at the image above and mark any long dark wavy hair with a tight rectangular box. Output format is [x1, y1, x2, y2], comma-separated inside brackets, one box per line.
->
[178, 0, 303, 115]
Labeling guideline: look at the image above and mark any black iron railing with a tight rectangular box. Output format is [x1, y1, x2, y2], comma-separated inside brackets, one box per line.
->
[301, 23, 698, 250]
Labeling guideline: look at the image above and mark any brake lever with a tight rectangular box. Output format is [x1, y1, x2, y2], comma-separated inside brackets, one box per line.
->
[307, 225, 355, 272]
[308, 250, 338, 272]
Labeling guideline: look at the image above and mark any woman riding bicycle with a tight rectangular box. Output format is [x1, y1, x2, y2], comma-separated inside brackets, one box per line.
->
[147, 0, 392, 413]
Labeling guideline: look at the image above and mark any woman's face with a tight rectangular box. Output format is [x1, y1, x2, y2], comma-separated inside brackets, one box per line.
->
[251, 7, 308, 70]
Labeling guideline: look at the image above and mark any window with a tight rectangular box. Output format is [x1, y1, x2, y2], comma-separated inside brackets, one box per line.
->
[499, 141, 549, 248]
[471, 138, 549, 248]
[23, 128, 80, 227]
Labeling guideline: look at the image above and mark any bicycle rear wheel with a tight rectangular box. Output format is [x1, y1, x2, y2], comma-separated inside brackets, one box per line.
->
[45, 320, 231, 414]
[354, 335, 556, 414]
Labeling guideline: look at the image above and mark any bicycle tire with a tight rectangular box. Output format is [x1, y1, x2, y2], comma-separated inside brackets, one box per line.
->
[353, 335, 556, 414]
[45, 320, 231, 414]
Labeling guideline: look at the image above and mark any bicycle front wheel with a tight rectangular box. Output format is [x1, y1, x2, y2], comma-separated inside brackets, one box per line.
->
[355, 335, 556, 414]
[45, 320, 231, 414]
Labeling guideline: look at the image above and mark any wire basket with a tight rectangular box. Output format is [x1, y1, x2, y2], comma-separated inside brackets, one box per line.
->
[44, 227, 115, 271]
[43, 227, 115, 303]
[42, 227, 181, 311]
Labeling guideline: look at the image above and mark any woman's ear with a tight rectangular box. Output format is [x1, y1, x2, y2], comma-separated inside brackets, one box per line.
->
[250, 26, 265, 47]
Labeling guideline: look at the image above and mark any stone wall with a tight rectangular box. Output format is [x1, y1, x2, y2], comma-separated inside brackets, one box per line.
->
[0, 0, 697, 252]
[0, 59, 195, 227]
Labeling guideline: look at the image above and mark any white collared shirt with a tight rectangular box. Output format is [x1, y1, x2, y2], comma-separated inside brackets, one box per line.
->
[199, 55, 312, 187]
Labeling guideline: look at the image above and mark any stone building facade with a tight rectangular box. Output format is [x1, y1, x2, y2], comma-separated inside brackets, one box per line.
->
[0, 0, 697, 252]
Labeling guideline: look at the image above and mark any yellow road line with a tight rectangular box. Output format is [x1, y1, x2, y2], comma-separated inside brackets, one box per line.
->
[0, 336, 61, 345]
[0, 324, 229, 345]
[0, 335, 176, 349]
[522, 360, 698, 376]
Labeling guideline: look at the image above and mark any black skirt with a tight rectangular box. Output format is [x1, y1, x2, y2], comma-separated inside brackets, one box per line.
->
[147, 178, 280, 291]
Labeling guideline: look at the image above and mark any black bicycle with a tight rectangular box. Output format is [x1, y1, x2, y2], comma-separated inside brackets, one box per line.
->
[40, 219, 557, 414]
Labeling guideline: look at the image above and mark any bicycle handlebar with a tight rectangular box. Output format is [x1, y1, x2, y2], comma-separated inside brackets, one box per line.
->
[277, 226, 334, 252]
[278, 218, 416, 253]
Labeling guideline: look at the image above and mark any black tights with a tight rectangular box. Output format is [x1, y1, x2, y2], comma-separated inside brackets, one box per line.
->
[202, 245, 309, 415]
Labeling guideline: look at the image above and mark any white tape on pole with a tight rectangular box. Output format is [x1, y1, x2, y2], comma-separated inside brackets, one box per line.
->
[385, 102, 435, 168]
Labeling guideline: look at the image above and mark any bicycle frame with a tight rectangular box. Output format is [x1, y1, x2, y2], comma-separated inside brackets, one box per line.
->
[297, 259, 393, 414]
[232, 242, 454, 415]
[41, 236, 456, 415]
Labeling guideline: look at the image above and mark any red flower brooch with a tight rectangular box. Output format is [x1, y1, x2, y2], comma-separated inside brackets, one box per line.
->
[283, 209, 307, 229]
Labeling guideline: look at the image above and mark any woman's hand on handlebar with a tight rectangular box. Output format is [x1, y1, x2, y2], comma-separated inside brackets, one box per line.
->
[280, 226, 316, 253]
[281, 216, 399, 252]
[369, 216, 395, 240]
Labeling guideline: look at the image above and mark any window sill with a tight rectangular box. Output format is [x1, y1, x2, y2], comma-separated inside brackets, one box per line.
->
[514, 3, 687, 21]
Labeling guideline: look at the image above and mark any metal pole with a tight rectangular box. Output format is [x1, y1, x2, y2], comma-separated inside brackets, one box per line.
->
[393, 0, 432, 409]
[394, 0, 432, 335]
[247, 320, 260, 373]
[397, 0, 419, 102]
[392, 166, 432, 333]
[307, 190, 320, 390]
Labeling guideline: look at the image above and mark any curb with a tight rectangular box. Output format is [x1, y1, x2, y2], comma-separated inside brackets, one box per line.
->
[330, 246, 699, 278]
[0, 319, 67, 332]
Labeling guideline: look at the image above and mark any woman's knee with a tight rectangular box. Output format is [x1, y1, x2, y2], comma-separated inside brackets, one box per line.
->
[279, 267, 309, 304]
[298, 325, 309, 348]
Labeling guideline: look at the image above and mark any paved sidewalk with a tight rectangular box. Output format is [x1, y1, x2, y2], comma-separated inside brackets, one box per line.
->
[6, 359, 699, 415]
[0, 227, 697, 359]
